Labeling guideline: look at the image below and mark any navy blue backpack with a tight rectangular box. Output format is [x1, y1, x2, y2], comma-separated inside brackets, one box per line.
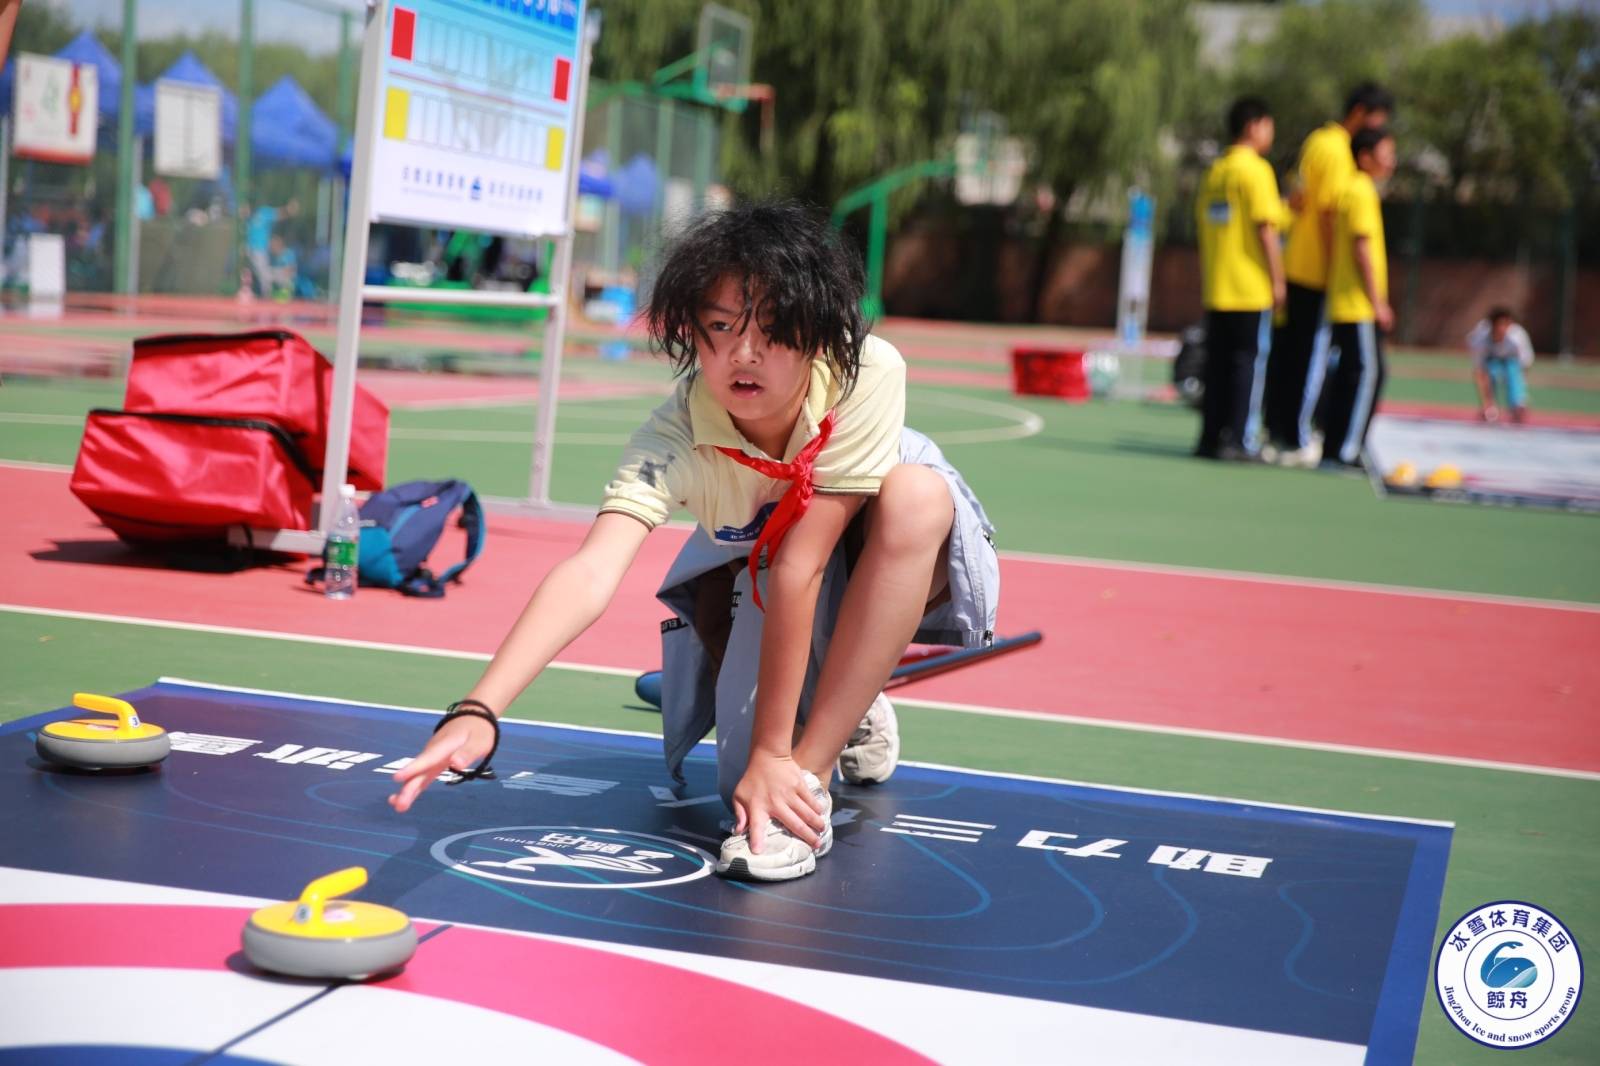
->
[310, 479, 485, 597]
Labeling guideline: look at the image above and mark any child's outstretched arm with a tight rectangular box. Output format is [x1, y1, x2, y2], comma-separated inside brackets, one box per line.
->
[388, 511, 650, 812]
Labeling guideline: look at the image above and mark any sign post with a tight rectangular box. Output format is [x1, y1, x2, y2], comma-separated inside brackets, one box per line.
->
[239, 0, 596, 554]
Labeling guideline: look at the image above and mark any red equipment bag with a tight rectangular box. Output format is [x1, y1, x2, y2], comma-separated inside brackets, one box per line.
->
[71, 410, 317, 543]
[123, 329, 389, 489]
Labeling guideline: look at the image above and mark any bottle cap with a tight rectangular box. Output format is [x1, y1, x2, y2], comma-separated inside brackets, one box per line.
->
[339, 483, 356, 498]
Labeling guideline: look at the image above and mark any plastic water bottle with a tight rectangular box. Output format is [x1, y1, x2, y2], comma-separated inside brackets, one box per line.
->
[324, 484, 361, 601]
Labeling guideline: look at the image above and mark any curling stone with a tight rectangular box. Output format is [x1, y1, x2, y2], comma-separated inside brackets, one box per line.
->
[1385, 460, 1419, 488]
[242, 867, 416, 980]
[36, 693, 171, 770]
[634, 670, 663, 710]
[1424, 463, 1463, 490]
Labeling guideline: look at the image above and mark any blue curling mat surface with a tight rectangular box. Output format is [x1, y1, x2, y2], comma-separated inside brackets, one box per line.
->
[2, 681, 1451, 1060]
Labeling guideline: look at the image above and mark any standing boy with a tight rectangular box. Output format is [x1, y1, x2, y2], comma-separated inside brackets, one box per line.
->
[1321, 127, 1396, 468]
[1194, 96, 1284, 460]
[1263, 83, 1394, 465]
[1467, 307, 1535, 423]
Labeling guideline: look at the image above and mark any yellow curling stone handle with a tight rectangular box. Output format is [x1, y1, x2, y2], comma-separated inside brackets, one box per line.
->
[291, 867, 369, 929]
[43, 693, 166, 740]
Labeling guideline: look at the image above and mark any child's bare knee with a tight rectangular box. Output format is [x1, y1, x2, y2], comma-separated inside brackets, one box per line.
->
[871, 465, 955, 550]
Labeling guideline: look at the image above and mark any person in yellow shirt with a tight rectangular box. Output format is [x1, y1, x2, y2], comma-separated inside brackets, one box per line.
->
[1321, 127, 1397, 468]
[385, 201, 1000, 884]
[1194, 96, 1284, 460]
[1263, 82, 1393, 466]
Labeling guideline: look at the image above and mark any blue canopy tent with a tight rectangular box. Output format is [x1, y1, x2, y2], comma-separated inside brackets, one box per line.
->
[251, 75, 338, 172]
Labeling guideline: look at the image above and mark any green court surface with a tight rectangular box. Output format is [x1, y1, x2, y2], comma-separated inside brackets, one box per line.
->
[4, 371, 1596, 602]
[3, 609, 1595, 1065]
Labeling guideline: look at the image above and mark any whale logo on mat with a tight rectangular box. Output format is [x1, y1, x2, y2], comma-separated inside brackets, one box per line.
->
[432, 825, 714, 890]
[472, 844, 677, 876]
[1480, 943, 1538, 989]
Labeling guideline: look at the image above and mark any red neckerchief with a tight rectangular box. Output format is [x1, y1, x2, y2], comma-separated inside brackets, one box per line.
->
[714, 409, 836, 610]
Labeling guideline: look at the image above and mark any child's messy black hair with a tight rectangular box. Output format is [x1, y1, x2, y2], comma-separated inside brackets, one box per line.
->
[1351, 126, 1393, 164]
[647, 199, 867, 394]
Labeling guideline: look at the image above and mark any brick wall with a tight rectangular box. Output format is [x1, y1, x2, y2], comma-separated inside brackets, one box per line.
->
[884, 230, 1597, 356]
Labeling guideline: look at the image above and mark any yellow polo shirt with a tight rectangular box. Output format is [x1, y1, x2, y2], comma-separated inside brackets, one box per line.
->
[1196, 145, 1281, 311]
[600, 334, 906, 540]
[1284, 122, 1355, 290]
[1326, 172, 1388, 324]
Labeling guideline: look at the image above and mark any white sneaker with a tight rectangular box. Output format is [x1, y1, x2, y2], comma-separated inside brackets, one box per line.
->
[1278, 441, 1322, 468]
[837, 692, 900, 785]
[715, 771, 833, 881]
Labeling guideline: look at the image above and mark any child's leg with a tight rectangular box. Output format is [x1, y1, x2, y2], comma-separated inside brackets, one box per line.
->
[790, 464, 954, 782]
[1504, 359, 1529, 422]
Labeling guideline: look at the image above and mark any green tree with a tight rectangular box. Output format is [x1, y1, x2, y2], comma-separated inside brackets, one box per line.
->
[10, 1, 80, 57]
[1403, 31, 1568, 210]
[591, 0, 1201, 317]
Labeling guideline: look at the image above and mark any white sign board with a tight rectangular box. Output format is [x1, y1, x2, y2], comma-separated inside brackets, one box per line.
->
[369, 0, 586, 238]
[154, 80, 223, 180]
[12, 53, 98, 164]
[27, 233, 66, 299]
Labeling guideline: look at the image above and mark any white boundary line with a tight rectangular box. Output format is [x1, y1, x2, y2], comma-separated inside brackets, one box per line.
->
[6, 602, 1595, 782]
[996, 548, 1600, 615]
[0, 458, 71, 473]
[144, 676, 1455, 826]
[889, 692, 1600, 782]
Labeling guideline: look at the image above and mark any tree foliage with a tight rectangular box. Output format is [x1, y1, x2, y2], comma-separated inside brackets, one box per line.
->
[593, 0, 1200, 216]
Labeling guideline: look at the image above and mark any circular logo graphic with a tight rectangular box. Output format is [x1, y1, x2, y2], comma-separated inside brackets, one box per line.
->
[432, 825, 715, 890]
[1435, 900, 1583, 1050]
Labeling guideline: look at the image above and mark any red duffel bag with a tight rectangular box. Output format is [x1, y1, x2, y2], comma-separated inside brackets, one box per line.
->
[70, 410, 316, 543]
[123, 329, 388, 490]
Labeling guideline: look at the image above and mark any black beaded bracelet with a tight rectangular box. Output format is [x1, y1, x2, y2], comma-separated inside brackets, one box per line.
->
[434, 699, 499, 782]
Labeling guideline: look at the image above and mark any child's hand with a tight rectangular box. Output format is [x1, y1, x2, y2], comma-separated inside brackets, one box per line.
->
[732, 751, 828, 854]
[388, 715, 496, 813]
[1375, 300, 1395, 333]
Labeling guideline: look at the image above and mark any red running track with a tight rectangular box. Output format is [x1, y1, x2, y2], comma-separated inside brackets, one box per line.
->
[3, 465, 1594, 772]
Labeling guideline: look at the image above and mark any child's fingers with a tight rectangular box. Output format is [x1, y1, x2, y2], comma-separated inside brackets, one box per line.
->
[388, 735, 468, 811]
[732, 799, 747, 836]
[775, 800, 822, 849]
[748, 810, 766, 854]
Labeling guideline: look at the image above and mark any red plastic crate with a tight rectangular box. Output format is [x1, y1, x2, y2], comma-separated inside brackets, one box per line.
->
[1011, 347, 1089, 401]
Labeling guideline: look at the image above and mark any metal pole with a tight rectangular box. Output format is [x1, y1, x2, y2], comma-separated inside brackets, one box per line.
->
[0, 118, 11, 274]
[528, 5, 600, 506]
[654, 96, 674, 222]
[113, 0, 138, 294]
[1556, 204, 1576, 362]
[336, 11, 355, 139]
[127, 136, 143, 292]
[237, 0, 255, 276]
[320, 0, 388, 535]
[328, 10, 354, 303]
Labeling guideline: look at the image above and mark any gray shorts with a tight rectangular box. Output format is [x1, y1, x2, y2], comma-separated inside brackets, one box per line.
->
[654, 428, 1000, 801]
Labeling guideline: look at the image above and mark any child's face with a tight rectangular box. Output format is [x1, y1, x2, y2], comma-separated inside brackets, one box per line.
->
[1360, 138, 1396, 182]
[1246, 116, 1275, 153]
[1491, 317, 1512, 342]
[696, 275, 812, 432]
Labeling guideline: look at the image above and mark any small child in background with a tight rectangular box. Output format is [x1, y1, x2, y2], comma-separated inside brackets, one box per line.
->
[1467, 307, 1534, 424]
